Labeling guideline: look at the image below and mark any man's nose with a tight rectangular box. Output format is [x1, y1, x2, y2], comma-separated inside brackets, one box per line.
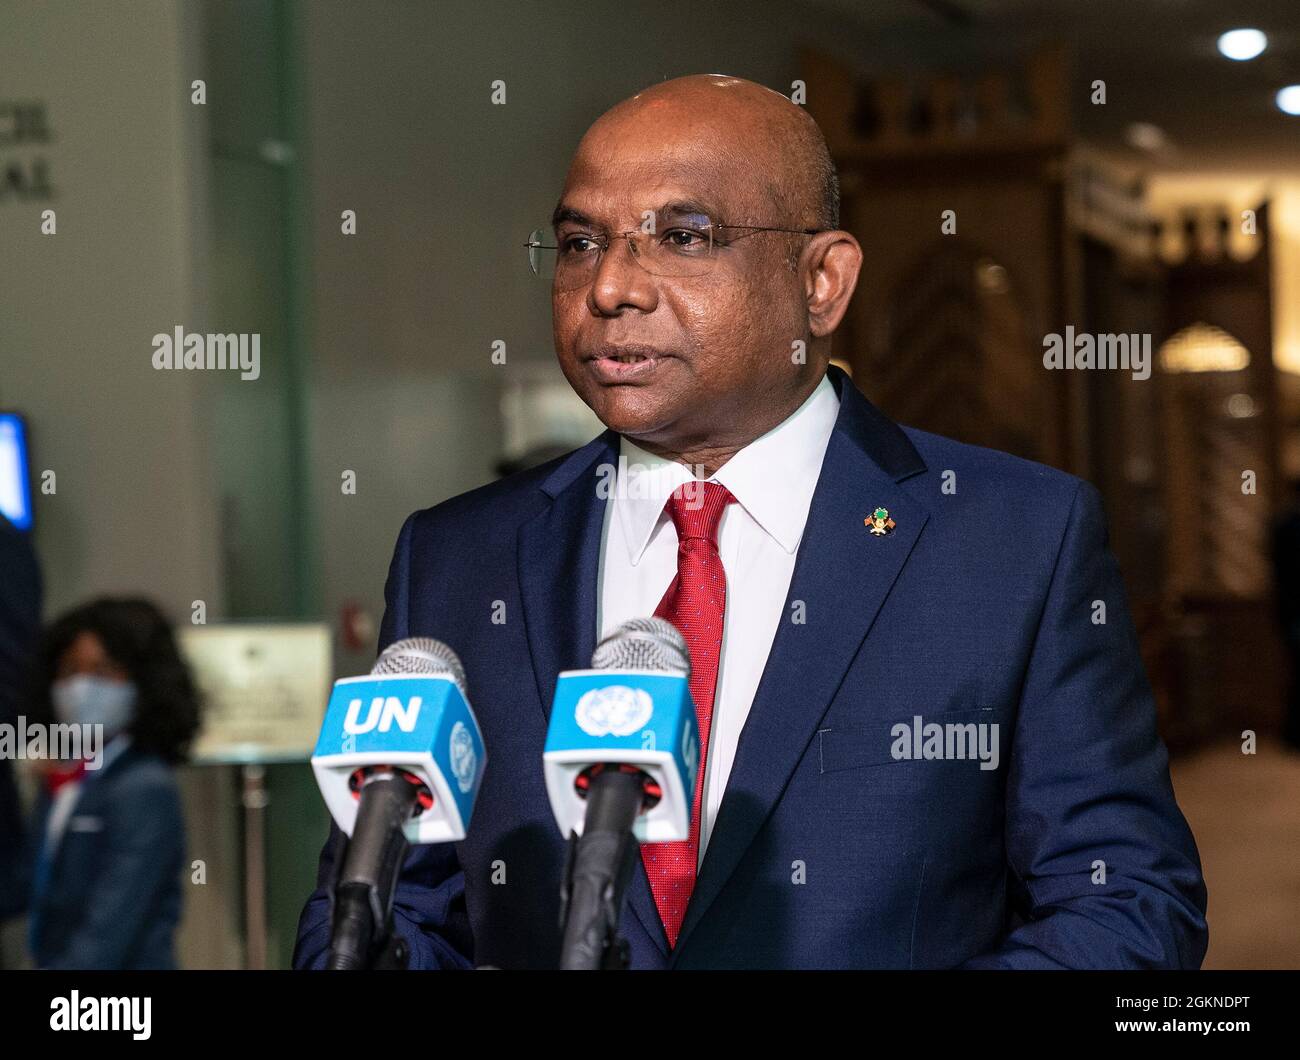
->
[588, 235, 658, 315]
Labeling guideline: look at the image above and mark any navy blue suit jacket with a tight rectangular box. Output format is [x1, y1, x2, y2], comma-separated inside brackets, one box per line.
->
[0, 515, 41, 922]
[295, 366, 1207, 969]
[29, 746, 186, 969]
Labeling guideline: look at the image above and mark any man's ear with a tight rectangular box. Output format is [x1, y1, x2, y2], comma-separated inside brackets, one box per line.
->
[803, 231, 863, 338]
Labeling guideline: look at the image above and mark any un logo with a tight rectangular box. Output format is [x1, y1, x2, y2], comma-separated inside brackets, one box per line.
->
[449, 721, 477, 793]
[574, 685, 653, 737]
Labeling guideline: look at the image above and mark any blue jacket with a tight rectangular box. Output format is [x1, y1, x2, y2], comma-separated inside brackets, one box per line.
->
[29, 745, 186, 969]
[295, 365, 1208, 969]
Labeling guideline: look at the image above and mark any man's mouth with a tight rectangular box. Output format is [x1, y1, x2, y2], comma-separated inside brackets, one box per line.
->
[583, 345, 671, 382]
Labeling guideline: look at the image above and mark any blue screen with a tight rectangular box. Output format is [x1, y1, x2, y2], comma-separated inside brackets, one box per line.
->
[0, 413, 33, 531]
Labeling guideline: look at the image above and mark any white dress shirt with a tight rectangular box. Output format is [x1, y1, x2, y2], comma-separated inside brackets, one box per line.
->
[596, 372, 841, 869]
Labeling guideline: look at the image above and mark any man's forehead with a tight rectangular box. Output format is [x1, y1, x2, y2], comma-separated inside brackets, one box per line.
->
[559, 148, 768, 226]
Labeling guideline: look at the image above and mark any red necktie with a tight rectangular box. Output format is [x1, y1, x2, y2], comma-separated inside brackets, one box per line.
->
[640, 480, 735, 948]
[43, 759, 89, 795]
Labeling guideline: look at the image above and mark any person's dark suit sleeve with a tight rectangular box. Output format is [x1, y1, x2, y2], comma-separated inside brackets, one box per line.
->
[0, 517, 41, 919]
[40, 776, 183, 969]
[960, 481, 1208, 969]
[293, 511, 475, 970]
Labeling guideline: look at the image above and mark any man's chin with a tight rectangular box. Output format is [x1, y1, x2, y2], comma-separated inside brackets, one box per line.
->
[586, 390, 676, 441]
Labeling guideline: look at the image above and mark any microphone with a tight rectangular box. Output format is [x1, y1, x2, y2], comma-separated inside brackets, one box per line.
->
[544, 617, 699, 969]
[310, 637, 486, 970]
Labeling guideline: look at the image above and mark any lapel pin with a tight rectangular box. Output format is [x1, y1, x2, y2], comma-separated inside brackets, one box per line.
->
[865, 506, 896, 536]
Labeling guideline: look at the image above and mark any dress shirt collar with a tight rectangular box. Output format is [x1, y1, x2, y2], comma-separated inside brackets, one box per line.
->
[614, 371, 841, 564]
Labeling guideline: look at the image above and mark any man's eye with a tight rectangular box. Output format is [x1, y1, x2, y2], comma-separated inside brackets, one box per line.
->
[662, 228, 709, 250]
[560, 235, 600, 255]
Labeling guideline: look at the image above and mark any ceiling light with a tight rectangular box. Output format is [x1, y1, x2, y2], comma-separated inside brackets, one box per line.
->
[1126, 122, 1167, 151]
[1218, 29, 1267, 61]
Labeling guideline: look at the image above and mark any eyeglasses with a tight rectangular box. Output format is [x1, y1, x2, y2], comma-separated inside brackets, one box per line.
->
[525, 221, 826, 291]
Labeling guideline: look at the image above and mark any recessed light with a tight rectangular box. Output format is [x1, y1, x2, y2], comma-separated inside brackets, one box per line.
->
[1126, 122, 1167, 151]
[1218, 28, 1267, 61]
[1278, 85, 1300, 116]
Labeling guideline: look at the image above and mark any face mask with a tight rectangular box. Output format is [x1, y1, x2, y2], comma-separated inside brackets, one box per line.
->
[51, 675, 137, 737]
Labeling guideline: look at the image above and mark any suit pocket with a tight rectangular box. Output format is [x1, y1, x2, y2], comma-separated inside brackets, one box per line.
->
[818, 707, 1001, 774]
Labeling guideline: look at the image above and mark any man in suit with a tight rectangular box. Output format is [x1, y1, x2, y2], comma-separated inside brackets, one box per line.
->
[295, 75, 1207, 969]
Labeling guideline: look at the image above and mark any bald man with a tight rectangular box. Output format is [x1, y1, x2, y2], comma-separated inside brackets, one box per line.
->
[295, 76, 1207, 970]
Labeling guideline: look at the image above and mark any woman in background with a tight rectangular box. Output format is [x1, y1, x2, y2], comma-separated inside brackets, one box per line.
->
[28, 597, 200, 969]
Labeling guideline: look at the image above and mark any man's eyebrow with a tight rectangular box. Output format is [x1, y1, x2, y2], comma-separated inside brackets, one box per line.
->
[551, 204, 594, 228]
[550, 199, 723, 229]
[655, 199, 721, 221]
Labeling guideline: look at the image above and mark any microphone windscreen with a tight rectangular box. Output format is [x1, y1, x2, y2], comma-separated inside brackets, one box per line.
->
[373, 636, 468, 696]
[591, 616, 690, 676]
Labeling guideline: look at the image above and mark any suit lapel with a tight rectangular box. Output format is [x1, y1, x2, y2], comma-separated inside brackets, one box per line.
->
[517, 431, 616, 727]
[671, 368, 931, 960]
[515, 429, 673, 958]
